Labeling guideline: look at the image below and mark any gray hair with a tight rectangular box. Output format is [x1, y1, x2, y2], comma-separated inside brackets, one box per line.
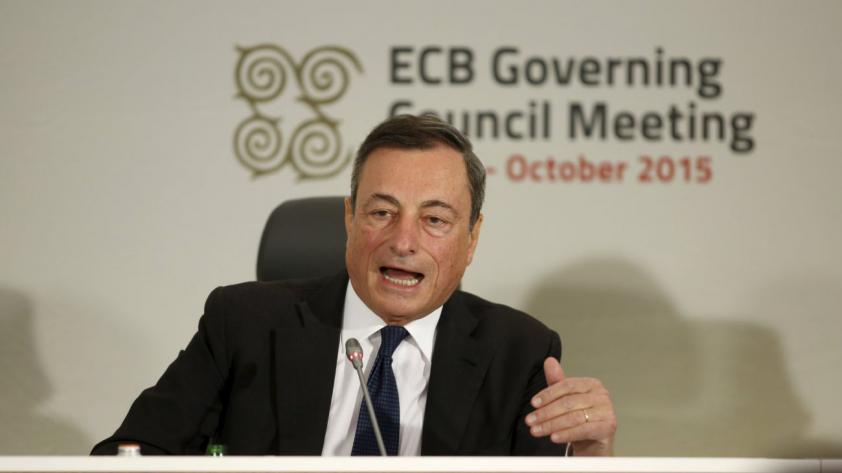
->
[351, 113, 485, 229]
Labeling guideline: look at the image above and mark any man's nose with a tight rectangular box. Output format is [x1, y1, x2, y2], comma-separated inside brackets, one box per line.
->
[389, 215, 418, 256]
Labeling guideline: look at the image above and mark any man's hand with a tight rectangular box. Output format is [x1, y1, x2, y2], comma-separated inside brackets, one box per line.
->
[525, 357, 616, 456]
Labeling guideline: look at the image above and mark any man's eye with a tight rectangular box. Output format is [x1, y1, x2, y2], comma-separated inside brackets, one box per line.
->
[370, 210, 391, 219]
[426, 216, 447, 226]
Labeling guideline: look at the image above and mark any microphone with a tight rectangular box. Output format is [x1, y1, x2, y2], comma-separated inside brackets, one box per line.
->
[345, 338, 387, 456]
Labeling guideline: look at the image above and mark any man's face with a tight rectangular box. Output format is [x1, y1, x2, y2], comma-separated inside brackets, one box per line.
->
[344, 144, 482, 325]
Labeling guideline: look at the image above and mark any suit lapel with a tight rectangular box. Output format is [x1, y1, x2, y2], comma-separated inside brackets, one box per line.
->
[421, 291, 494, 455]
[274, 273, 346, 454]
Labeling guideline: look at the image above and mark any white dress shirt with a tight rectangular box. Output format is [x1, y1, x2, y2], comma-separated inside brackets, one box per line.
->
[320, 282, 441, 456]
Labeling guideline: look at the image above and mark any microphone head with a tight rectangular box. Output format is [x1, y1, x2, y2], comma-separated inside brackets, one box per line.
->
[345, 338, 364, 368]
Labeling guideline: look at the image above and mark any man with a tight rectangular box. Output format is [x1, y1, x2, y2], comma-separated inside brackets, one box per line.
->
[92, 114, 616, 456]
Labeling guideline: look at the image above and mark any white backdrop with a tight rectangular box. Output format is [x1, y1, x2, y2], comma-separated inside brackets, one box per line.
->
[1, 0, 840, 457]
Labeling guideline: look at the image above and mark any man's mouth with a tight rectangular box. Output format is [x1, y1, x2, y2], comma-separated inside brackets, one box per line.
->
[380, 266, 424, 287]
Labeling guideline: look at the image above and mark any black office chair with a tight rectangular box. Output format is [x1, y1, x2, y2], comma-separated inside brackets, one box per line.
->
[256, 196, 347, 282]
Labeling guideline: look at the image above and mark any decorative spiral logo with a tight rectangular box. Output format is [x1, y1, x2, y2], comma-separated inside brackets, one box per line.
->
[234, 44, 362, 179]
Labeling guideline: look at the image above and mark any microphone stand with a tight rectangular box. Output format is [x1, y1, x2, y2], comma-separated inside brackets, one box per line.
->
[346, 338, 388, 456]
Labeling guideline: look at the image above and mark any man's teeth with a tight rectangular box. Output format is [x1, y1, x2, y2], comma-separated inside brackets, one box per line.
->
[384, 273, 421, 286]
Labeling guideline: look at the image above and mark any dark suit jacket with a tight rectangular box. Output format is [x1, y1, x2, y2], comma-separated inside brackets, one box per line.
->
[92, 272, 566, 455]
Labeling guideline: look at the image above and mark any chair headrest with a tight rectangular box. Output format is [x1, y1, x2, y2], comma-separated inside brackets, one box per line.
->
[256, 196, 347, 282]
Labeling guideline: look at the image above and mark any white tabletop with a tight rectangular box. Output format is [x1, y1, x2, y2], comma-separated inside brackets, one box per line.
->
[0, 457, 837, 473]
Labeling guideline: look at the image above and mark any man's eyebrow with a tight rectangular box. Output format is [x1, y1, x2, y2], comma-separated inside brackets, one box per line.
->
[421, 199, 458, 216]
[365, 193, 401, 207]
[364, 194, 459, 217]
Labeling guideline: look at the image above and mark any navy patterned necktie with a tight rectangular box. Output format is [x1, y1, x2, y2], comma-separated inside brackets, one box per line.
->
[351, 325, 410, 456]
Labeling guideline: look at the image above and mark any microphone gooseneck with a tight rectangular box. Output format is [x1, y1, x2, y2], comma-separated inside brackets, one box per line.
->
[345, 338, 388, 456]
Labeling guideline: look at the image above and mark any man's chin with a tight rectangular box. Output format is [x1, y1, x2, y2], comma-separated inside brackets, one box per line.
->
[369, 297, 430, 325]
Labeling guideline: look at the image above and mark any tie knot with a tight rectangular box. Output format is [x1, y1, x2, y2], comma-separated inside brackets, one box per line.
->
[378, 325, 409, 359]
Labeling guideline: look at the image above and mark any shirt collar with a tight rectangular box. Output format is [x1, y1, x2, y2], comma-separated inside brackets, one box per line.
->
[342, 281, 441, 364]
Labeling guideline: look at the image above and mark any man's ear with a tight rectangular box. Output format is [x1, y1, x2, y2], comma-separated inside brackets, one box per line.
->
[466, 213, 483, 266]
[344, 197, 354, 239]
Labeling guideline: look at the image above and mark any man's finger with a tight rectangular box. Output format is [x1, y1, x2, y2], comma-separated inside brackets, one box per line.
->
[529, 407, 591, 437]
[531, 376, 601, 408]
[548, 419, 616, 446]
[543, 357, 565, 386]
[526, 392, 600, 427]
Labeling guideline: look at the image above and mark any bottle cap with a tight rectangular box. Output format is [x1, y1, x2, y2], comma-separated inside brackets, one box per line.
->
[207, 444, 226, 456]
[117, 443, 141, 456]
